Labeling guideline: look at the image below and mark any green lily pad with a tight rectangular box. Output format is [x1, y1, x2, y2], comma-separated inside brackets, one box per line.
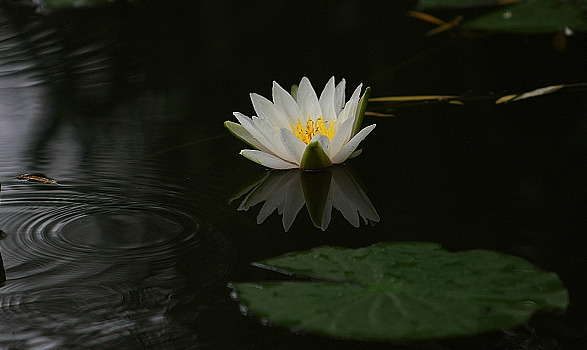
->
[230, 242, 569, 341]
[462, 0, 587, 33]
[418, 0, 587, 34]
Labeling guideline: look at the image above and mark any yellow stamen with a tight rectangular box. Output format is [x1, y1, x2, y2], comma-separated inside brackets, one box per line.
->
[290, 116, 336, 144]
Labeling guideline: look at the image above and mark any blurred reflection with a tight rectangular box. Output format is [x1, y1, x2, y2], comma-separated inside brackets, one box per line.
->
[0, 249, 4, 288]
[231, 165, 379, 232]
[0, 183, 6, 287]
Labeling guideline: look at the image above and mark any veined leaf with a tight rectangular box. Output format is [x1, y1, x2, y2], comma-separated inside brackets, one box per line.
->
[462, 0, 587, 33]
[230, 242, 569, 341]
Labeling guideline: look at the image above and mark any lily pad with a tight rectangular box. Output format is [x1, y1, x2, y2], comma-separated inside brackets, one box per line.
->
[462, 0, 587, 34]
[230, 242, 569, 341]
[418, 0, 587, 34]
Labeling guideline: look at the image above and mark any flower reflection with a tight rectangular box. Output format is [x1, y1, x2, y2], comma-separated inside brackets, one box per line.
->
[231, 165, 379, 231]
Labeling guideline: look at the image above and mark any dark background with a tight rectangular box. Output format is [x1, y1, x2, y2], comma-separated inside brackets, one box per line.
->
[0, 0, 585, 349]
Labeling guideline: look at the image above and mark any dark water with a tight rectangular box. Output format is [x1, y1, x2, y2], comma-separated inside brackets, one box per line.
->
[0, 1, 585, 349]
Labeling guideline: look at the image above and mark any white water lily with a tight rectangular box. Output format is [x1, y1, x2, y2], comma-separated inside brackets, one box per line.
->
[225, 77, 376, 170]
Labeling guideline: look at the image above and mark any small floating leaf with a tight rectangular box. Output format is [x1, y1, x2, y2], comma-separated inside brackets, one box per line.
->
[230, 242, 569, 341]
[419, 0, 587, 34]
[496, 86, 565, 104]
[495, 94, 519, 104]
[496, 83, 587, 103]
[15, 174, 59, 185]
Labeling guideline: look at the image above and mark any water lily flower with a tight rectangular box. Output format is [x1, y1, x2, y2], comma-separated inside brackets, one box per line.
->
[224, 77, 376, 170]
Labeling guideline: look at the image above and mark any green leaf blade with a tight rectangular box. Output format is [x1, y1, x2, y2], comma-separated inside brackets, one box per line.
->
[231, 242, 569, 341]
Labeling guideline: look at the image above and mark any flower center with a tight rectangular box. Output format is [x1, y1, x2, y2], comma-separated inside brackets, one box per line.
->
[290, 116, 335, 144]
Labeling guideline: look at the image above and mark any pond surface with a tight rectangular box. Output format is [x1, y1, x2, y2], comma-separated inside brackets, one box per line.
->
[0, 1, 585, 349]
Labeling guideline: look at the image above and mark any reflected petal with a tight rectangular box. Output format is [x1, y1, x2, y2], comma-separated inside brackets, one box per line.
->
[238, 170, 293, 210]
[329, 179, 360, 227]
[330, 166, 380, 225]
[232, 165, 378, 232]
[281, 177, 306, 231]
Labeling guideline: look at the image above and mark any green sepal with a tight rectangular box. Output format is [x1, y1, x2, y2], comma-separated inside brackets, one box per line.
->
[300, 141, 333, 170]
[301, 170, 332, 229]
[290, 84, 299, 102]
[352, 86, 371, 136]
[224, 120, 259, 150]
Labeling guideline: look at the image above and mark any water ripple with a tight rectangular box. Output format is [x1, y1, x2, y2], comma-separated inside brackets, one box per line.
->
[0, 179, 235, 349]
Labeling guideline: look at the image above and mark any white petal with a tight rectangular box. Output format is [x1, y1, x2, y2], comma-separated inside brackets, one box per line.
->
[233, 112, 278, 154]
[337, 84, 362, 126]
[297, 77, 322, 121]
[251, 93, 289, 129]
[272, 81, 300, 124]
[240, 149, 298, 169]
[329, 117, 354, 157]
[334, 78, 346, 115]
[279, 128, 306, 165]
[250, 116, 295, 162]
[331, 124, 376, 164]
[319, 77, 337, 122]
[224, 121, 271, 153]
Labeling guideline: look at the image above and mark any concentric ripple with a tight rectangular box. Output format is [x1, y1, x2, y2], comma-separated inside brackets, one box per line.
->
[0, 177, 236, 349]
[1, 185, 200, 271]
